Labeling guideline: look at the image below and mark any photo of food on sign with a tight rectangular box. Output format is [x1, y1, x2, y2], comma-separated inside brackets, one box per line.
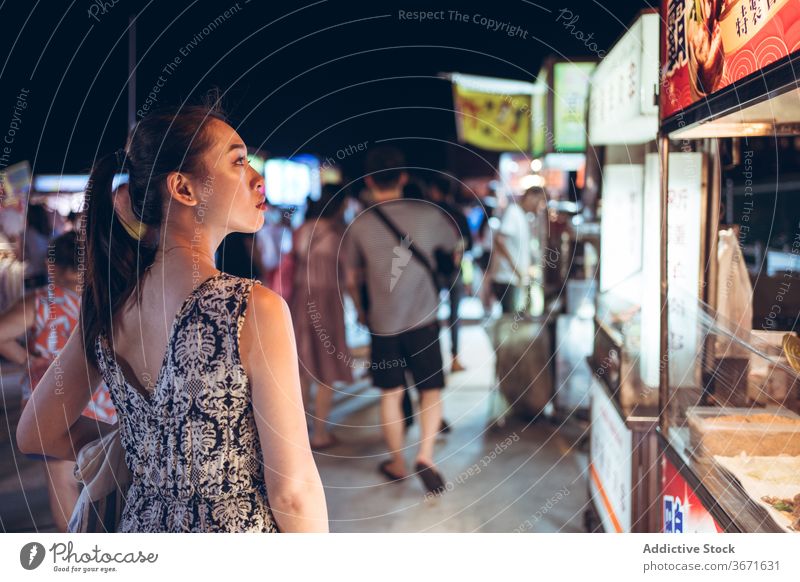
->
[686, 0, 725, 95]
[662, 0, 800, 118]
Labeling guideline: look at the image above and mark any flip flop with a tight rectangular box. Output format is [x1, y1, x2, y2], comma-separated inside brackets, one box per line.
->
[378, 460, 407, 482]
[415, 462, 446, 496]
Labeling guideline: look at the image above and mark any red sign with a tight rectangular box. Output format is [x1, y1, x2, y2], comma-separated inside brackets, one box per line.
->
[660, 0, 800, 120]
[662, 455, 723, 533]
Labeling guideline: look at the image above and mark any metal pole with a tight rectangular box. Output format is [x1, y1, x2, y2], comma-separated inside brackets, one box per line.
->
[658, 134, 670, 434]
[706, 139, 722, 309]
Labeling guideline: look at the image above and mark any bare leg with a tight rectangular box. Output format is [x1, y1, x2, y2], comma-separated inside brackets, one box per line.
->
[416, 389, 442, 466]
[45, 459, 80, 532]
[379, 387, 407, 476]
[310, 383, 335, 447]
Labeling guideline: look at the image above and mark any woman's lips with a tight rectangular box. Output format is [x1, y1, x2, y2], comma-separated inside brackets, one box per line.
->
[256, 198, 267, 210]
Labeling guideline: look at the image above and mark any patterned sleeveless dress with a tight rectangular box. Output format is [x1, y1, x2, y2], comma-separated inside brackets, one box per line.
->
[94, 273, 279, 532]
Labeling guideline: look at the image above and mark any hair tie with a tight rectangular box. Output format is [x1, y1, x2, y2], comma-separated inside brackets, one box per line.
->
[119, 213, 148, 241]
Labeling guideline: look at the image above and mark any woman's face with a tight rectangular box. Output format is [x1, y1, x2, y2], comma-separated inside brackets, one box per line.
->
[194, 119, 266, 235]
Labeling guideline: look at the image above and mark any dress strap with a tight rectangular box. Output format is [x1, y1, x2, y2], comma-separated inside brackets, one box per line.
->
[232, 277, 260, 365]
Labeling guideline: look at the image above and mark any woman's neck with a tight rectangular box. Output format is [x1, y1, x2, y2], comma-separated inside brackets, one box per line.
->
[152, 221, 221, 275]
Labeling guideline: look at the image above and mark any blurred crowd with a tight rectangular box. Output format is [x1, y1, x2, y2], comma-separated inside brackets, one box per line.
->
[0, 144, 548, 526]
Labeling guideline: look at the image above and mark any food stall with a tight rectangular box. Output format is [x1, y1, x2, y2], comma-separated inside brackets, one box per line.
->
[658, 0, 800, 533]
[584, 10, 662, 533]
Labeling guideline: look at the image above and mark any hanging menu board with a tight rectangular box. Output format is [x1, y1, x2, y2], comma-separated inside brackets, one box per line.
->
[589, 12, 659, 146]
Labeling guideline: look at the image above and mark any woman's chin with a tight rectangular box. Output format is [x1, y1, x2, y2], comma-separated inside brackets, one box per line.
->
[248, 212, 265, 233]
[228, 212, 265, 234]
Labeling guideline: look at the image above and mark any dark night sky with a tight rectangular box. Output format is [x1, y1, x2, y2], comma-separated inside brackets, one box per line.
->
[0, 0, 653, 175]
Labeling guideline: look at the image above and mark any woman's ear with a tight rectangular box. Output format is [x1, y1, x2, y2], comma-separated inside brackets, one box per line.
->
[165, 171, 197, 207]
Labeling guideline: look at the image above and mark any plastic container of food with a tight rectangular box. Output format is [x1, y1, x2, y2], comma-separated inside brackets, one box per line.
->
[687, 406, 800, 457]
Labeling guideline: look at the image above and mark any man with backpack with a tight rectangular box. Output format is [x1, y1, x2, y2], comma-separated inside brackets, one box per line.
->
[345, 146, 459, 496]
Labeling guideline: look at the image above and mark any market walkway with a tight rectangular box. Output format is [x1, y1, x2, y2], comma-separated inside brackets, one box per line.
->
[316, 323, 591, 532]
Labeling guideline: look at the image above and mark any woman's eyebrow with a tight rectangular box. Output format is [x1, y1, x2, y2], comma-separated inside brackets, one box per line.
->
[226, 143, 246, 152]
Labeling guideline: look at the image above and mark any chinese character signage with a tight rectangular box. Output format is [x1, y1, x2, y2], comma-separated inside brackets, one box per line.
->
[662, 455, 722, 533]
[660, 0, 800, 120]
[453, 85, 532, 152]
[667, 152, 703, 388]
[589, 12, 659, 145]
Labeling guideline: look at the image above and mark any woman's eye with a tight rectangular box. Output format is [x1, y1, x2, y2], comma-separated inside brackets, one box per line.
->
[235, 156, 246, 166]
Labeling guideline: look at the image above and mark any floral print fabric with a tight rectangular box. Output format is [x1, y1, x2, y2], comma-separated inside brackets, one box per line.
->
[94, 273, 278, 532]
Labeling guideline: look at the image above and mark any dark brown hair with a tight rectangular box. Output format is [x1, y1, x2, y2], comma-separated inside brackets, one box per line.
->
[81, 104, 226, 364]
[51, 231, 79, 271]
[364, 145, 406, 189]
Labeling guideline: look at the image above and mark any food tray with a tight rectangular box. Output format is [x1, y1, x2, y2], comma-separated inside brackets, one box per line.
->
[687, 406, 800, 457]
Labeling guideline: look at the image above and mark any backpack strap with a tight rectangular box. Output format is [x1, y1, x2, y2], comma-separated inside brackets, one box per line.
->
[371, 206, 439, 294]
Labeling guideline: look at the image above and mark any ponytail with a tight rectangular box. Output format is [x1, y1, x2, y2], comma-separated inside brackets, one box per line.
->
[80, 152, 156, 365]
[79, 104, 225, 364]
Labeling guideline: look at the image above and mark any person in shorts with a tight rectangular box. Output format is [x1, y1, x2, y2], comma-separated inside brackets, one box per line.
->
[345, 146, 459, 495]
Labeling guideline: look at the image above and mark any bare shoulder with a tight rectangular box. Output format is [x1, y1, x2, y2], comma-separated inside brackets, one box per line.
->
[246, 282, 289, 320]
[240, 282, 294, 348]
[239, 282, 298, 380]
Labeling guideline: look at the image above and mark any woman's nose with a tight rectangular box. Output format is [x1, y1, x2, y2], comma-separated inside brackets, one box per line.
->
[251, 168, 264, 193]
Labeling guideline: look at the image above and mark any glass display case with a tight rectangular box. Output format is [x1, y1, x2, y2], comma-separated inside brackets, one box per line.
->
[658, 0, 800, 533]
[661, 300, 800, 532]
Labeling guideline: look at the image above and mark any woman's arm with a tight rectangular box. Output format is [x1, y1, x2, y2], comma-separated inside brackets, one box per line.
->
[240, 284, 329, 533]
[16, 326, 111, 461]
[0, 339, 30, 364]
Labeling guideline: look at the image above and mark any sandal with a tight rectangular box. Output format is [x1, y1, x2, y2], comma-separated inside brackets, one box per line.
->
[378, 460, 407, 482]
[415, 462, 446, 496]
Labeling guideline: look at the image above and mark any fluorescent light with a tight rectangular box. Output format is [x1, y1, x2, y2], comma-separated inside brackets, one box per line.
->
[519, 174, 545, 189]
